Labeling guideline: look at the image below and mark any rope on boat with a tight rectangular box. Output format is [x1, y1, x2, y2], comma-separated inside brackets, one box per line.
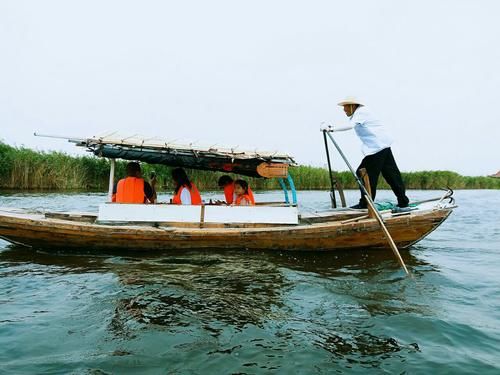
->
[410, 188, 455, 208]
[371, 188, 455, 212]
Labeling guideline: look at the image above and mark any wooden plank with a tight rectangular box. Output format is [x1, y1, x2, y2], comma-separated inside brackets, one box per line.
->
[204, 206, 299, 225]
[97, 203, 299, 225]
[199, 205, 205, 228]
[98, 204, 202, 223]
[256, 162, 289, 178]
[44, 212, 97, 223]
[359, 168, 375, 218]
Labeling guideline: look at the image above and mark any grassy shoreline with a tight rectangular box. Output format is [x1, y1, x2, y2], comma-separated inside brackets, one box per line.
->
[1, 142, 499, 191]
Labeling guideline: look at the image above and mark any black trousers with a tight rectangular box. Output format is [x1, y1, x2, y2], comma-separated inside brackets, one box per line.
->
[356, 147, 409, 208]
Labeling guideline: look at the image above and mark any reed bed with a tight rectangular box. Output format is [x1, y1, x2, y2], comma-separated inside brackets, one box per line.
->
[1, 142, 499, 191]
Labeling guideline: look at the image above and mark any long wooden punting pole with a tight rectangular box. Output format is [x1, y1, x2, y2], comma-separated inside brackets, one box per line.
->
[324, 131, 410, 275]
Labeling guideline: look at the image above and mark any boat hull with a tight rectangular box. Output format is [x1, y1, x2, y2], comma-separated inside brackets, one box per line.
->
[0, 208, 452, 251]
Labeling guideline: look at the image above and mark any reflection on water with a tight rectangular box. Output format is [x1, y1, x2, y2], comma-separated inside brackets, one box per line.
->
[1, 190, 500, 373]
[0, 245, 438, 372]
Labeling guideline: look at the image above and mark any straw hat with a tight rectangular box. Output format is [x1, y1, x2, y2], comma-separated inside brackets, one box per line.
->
[337, 96, 364, 106]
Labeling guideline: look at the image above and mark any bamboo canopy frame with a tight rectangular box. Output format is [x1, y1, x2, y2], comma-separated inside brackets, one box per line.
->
[34, 132, 299, 205]
[34, 132, 296, 178]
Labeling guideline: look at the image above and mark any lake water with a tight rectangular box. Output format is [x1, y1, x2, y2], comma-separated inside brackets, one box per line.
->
[0, 190, 499, 374]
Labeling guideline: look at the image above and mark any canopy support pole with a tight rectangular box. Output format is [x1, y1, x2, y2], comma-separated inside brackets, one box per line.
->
[322, 130, 347, 208]
[107, 158, 116, 203]
[287, 174, 297, 205]
[278, 178, 290, 204]
[324, 131, 410, 276]
[323, 130, 337, 208]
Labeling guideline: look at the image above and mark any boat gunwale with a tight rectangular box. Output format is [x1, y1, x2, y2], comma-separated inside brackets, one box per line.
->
[0, 206, 453, 234]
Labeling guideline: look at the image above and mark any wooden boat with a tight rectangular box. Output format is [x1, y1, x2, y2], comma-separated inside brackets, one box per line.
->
[0, 201, 452, 251]
[0, 134, 456, 251]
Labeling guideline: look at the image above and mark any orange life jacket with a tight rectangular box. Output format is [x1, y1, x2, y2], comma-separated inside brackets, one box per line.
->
[115, 177, 146, 204]
[235, 194, 254, 206]
[224, 182, 255, 205]
[172, 183, 202, 205]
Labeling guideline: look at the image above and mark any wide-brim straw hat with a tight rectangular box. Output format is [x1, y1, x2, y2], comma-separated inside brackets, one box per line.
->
[337, 96, 364, 106]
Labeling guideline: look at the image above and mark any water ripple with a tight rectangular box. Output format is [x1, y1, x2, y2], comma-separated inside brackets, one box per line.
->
[1, 190, 499, 373]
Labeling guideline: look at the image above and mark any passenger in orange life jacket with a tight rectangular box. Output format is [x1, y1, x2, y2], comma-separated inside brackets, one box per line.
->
[171, 168, 202, 205]
[233, 179, 255, 206]
[217, 175, 255, 205]
[112, 162, 156, 204]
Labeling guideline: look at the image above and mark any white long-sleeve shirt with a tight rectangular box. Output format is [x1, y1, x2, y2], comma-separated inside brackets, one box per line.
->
[335, 106, 393, 156]
[180, 187, 192, 205]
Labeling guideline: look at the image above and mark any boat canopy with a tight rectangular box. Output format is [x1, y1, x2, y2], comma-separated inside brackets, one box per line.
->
[73, 134, 296, 178]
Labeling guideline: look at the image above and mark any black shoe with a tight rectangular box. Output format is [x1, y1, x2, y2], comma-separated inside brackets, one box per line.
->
[350, 204, 367, 209]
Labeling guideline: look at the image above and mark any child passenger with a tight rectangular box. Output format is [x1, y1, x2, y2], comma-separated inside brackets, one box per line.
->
[217, 175, 255, 205]
[233, 180, 255, 206]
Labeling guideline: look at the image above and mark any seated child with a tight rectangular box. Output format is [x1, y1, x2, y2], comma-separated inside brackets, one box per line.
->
[217, 175, 255, 205]
[233, 179, 255, 206]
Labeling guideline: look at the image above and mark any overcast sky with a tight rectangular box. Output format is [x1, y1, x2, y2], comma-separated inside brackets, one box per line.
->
[1, 0, 498, 176]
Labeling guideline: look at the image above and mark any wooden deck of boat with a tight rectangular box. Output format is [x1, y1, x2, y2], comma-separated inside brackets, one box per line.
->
[0, 206, 452, 251]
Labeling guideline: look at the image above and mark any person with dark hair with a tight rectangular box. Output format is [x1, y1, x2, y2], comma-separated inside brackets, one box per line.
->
[112, 162, 156, 204]
[233, 179, 254, 206]
[171, 168, 202, 205]
[332, 97, 409, 209]
[217, 175, 255, 205]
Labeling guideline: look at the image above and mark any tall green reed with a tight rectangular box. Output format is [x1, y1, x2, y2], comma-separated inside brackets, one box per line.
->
[1, 142, 499, 191]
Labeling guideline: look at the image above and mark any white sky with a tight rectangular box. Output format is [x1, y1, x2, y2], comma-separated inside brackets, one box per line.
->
[1, 0, 498, 176]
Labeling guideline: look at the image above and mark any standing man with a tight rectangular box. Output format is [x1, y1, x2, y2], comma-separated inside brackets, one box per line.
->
[332, 97, 409, 209]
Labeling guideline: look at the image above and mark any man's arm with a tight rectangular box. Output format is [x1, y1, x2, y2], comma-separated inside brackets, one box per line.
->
[144, 181, 156, 203]
[112, 182, 118, 202]
[320, 122, 354, 132]
[149, 175, 157, 203]
[332, 125, 354, 132]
